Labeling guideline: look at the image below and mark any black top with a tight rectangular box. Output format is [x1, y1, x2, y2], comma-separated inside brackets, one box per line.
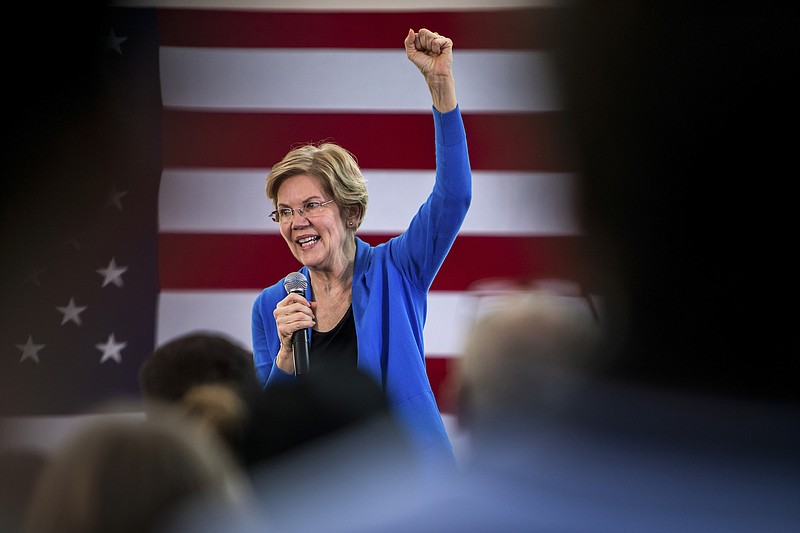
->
[309, 305, 358, 375]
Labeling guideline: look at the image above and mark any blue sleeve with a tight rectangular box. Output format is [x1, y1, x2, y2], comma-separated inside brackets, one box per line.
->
[251, 286, 295, 387]
[388, 105, 472, 291]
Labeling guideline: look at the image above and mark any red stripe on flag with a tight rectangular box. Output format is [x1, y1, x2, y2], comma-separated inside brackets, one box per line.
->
[156, 8, 561, 50]
[162, 111, 572, 172]
[158, 233, 585, 291]
[425, 356, 457, 414]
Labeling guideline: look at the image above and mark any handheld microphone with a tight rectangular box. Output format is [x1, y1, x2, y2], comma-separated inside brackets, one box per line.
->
[283, 272, 310, 375]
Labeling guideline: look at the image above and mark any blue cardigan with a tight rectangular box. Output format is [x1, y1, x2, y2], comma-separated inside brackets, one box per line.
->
[251, 106, 472, 465]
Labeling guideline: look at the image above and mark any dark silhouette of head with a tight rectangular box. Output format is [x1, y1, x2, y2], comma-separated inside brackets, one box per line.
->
[139, 331, 261, 410]
[553, 2, 799, 402]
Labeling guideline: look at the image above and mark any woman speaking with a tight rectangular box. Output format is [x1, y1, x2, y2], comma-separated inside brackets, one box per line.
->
[251, 28, 471, 466]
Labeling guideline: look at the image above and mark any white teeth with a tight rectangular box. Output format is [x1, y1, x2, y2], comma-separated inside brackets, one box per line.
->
[297, 236, 319, 247]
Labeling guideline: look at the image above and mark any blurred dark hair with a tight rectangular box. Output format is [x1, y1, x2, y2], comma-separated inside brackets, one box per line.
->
[239, 365, 408, 470]
[139, 332, 261, 409]
[553, 2, 799, 402]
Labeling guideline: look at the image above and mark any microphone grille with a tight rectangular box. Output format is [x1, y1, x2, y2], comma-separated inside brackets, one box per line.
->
[283, 271, 308, 294]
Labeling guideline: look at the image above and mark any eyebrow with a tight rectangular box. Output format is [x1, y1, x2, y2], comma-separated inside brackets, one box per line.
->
[277, 195, 324, 207]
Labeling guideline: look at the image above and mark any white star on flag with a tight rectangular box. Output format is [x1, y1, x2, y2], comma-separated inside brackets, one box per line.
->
[106, 188, 128, 210]
[2, 7, 162, 416]
[96, 333, 127, 364]
[2, 5, 585, 423]
[56, 297, 88, 326]
[96, 257, 128, 288]
[107, 28, 127, 55]
[16, 335, 45, 364]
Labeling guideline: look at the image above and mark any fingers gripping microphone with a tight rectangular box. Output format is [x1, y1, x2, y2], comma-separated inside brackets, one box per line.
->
[283, 272, 310, 375]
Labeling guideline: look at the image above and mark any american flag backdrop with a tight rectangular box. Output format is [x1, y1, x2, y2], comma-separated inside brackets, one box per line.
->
[1, 2, 586, 427]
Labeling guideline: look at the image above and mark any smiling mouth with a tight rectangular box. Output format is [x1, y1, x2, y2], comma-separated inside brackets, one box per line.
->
[296, 236, 320, 249]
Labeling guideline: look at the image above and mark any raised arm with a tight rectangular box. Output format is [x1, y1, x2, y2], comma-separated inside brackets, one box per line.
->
[404, 28, 457, 113]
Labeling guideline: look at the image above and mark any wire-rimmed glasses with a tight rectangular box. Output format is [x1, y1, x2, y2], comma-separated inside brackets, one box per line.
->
[269, 199, 335, 223]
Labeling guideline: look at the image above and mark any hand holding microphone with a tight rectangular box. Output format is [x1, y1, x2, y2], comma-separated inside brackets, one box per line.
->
[279, 272, 312, 375]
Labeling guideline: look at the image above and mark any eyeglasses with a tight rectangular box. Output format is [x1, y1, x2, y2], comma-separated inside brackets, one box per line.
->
[269, 200, 335, 223]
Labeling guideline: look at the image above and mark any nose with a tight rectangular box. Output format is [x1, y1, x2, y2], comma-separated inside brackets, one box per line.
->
[291, 210, 311, 226]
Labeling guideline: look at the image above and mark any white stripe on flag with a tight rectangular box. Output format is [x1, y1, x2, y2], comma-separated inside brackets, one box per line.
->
[160, 48, 561, 112]
[157, 290, 479, 356]
[158, 169, 579, 235]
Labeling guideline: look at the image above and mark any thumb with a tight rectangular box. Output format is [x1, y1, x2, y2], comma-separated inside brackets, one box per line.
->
[404, 28, 416, 54]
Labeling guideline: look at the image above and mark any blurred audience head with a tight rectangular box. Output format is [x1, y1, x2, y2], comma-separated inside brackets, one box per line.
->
[179, 383, 250, 458]
[0, 447, 50, 533]
[451, 291, 603, 433]
[553, 1, 799, 402]
[139, 331, 261, 411]
[138, 332, 261, 466]
[240, 364, 409, 471]
[168, 365, 420, 533]
[23, 413, 250, 533]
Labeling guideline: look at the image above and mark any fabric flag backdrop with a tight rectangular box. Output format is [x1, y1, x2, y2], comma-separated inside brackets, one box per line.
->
[2, 2, 588, 429]
[1, 7, 162, 417]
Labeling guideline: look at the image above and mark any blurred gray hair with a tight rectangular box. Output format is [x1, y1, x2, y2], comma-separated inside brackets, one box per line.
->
[458, 291, 604, 424]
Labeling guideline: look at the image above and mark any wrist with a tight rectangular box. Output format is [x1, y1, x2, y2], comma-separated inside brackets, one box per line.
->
[428, 77, 457, 113]
[275, 345, 293, 371]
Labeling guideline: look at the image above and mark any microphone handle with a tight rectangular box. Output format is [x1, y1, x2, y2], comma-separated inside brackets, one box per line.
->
[292, 329, 310, 375]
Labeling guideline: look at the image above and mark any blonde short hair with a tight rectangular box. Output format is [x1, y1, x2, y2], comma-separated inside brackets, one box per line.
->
[266, 142, 368, 230]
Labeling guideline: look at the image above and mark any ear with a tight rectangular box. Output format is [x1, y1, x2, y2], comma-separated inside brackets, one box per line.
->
[345, 206, 361, 227]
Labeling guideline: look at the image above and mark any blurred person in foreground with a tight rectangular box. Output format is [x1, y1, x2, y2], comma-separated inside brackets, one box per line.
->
[297, 2, 799, 531]
[544, 3, 800, 529]
[0, 447, 49, 533]
[168, 363, 419, 533]
[555, 1, 800, 406]
[22, 410, 252, 533]
[251, 27, 471, 467]
[138, 331, 262, 463]
[308, 291, 611, 532]
[138, 331, 261, 411]
[451, 291, 603, 460]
